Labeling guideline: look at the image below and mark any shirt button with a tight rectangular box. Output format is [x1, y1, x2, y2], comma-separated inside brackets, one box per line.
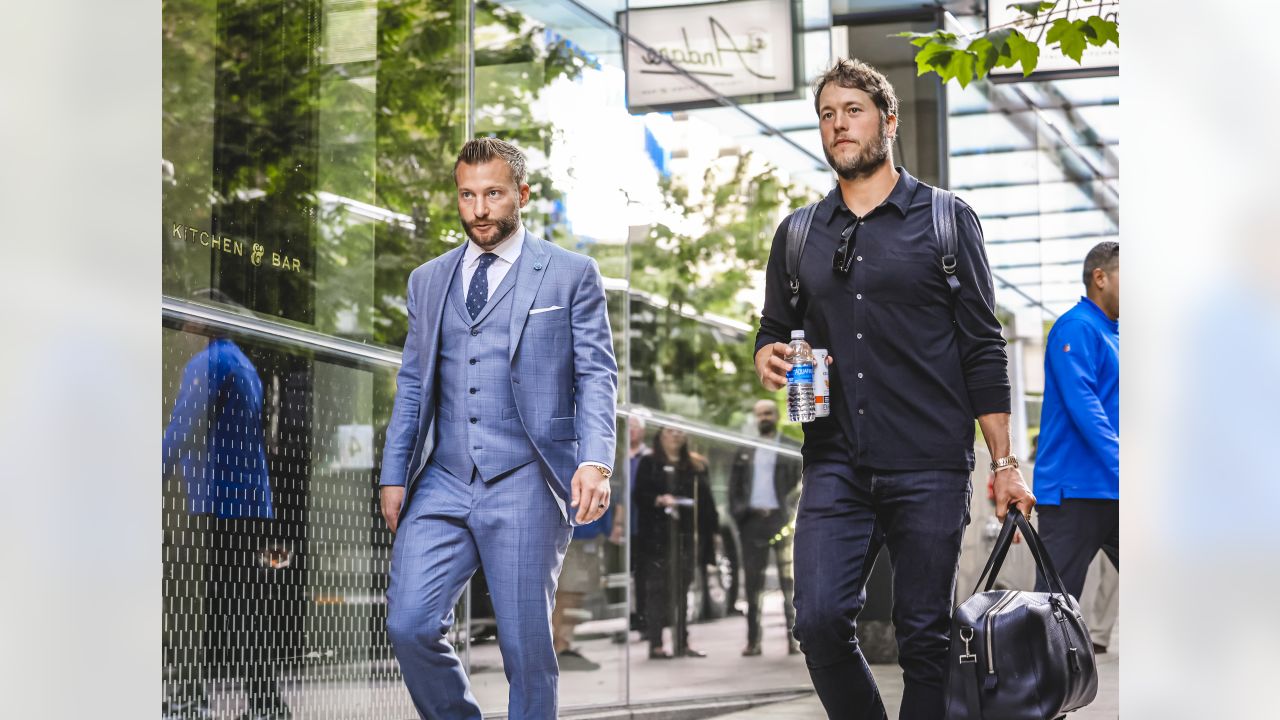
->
[856, 294, 862, 300]
[469, 388, 477, 394]
[858, 409, 865, 415]
[857, 372, 864, 379]
[856, 333, 863, 340]
[856, 256, 863, 262]
[859, 221, 865, 226]
[469, 358, 477, 365]
[470, 329, 480, 336]
[470, 417, 478, 424]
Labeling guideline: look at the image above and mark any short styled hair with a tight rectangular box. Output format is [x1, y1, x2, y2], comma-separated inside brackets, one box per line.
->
[453, 137, 528, 187]
[1082, 241, 1119, 286]
[812, 58, 899, 121]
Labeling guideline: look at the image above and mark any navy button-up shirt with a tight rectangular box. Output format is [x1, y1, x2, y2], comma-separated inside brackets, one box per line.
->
[756, 168, 1010, 472]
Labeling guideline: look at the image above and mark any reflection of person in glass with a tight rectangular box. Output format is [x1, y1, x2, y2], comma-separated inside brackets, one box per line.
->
[633, 427, 718, 659]
[162, 291, 290, 720]
[753, 60, 1033, 719]
[729, 399, 800, 657]
[378, 138, 618, 720]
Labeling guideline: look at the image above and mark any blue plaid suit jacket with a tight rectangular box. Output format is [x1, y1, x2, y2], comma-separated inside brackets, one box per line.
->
[379, 232, 618, 519]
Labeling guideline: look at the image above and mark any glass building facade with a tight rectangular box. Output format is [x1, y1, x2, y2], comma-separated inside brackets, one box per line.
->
[161, 0, 1117, 716]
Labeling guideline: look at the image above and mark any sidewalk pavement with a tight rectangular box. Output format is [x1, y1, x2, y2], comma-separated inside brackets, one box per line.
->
[716, 640, 1119, 719]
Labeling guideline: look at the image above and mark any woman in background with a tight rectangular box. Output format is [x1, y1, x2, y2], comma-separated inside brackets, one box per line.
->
[633, 426, 719, 659]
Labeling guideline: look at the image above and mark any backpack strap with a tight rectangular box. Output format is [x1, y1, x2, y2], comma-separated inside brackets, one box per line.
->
[931, 186, 961, 299]
[785, 202, 820, 311]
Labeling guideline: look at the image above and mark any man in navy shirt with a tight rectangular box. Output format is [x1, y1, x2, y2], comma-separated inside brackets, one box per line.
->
[1034, 242, 1120, 601]
[754, 59, 1033, 720]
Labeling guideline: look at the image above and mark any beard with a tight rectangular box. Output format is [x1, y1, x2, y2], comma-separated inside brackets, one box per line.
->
[824, 115, 891, 181]
[757, 419, 777, 436]
[461, 206, 521, 248]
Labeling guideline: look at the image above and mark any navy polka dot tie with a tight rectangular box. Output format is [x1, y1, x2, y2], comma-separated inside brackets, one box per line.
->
[466, 253, 498, 320]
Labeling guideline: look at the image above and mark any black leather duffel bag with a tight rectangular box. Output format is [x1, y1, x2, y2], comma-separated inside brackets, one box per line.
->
[944, 511, 1098, 719]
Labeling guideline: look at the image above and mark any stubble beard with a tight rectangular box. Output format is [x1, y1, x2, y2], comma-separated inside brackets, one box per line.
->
[462, 207, 521, 250]
[825, 116, 892, 181]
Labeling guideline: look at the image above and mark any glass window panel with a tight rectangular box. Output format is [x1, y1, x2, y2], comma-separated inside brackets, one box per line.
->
[163, 0, 470, 349]
[162, 321, 427, 718]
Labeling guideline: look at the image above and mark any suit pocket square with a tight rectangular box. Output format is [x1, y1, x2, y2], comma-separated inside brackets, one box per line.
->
[529, 305, 564, 315]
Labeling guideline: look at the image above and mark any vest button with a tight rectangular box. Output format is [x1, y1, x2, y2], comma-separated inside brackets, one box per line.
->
[470, 417, 478, 424]
[469, 358, 477, 365]
[469, 388, 477, 394]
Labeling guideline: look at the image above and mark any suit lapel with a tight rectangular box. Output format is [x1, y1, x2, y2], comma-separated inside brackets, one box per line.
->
[420, 245, 466, 404]
[509, 230, 551, 361]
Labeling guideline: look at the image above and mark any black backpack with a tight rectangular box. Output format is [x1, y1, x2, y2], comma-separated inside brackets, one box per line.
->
[784, 185, 961, 310]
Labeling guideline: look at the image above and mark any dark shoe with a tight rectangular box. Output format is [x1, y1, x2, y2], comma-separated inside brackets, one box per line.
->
[557, 648, 602, 671]
[649, 648, 674, 660]
[742, 643, 762, 657]
[1092, 642, 1108, 654]
[678, 647, 707, 658]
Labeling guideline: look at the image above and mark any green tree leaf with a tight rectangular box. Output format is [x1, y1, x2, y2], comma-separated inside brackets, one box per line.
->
[949, 51, 977, 88]
[1006, 30, 1040, 76]
[1086, 16, 1120, 47]
[1046, 18, 1088, 62]
[914, 42, 954, 77]
[968, 38, 999, 79]
[1006, 1, 1056, 17]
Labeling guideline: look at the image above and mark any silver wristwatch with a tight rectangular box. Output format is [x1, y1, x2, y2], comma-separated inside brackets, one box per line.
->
[990, 454, 1020, 473]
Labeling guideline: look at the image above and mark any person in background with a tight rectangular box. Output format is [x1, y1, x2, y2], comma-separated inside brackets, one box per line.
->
[162, 291, 291, 720]
[633, 427, 718, 659]
[624, 414, 651, 635]
[1033, 242, 1120, 601]
[553, 505, 613, 671]
[729, 399, 801, 657]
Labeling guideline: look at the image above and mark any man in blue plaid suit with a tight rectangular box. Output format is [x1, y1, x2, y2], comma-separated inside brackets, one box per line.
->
[378, 138, 618, 720]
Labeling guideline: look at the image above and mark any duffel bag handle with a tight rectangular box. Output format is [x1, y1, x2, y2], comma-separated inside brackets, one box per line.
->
[971, 508, 1072, 600]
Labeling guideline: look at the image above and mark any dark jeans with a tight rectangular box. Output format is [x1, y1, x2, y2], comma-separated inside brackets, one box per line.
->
[1034, 499, 1119, 600]
[739, 510, 795, 647]
[792, 463, 971, 720]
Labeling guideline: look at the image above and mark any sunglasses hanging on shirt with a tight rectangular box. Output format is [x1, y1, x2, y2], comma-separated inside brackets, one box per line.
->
[832, 217, 860, 275]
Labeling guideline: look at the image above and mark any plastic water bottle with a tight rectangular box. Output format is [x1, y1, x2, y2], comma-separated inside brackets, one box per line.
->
[786, 330, 816, 423]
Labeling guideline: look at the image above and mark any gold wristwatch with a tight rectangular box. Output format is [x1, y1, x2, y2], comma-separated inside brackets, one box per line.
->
[990, 455, 1020, 473]
[585, 462, 612, 481]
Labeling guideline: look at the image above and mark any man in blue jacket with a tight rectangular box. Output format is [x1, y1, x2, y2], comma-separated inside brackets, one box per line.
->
[1034, 242, 1119, 600]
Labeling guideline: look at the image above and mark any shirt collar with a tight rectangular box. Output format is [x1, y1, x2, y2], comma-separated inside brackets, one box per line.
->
[1080, 296, 1119, 329]
[817, 166, 920, 226]
[465, 223, 525, 266]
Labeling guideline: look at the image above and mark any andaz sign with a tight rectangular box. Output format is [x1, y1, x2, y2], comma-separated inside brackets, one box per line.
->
[620, 0, 796, 112]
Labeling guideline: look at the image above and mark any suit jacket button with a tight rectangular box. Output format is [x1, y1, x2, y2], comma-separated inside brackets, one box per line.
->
[470, 417, 478, 424]
[470, 329, 480, 336]
[469, 358, 477, 365]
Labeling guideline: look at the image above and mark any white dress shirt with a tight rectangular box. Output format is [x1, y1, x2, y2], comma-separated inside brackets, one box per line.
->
[462, 223, 524, 299]
[749, 438, 780, 511]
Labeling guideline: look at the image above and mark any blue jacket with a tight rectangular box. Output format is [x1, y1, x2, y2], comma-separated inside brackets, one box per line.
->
[378, 232, 618, 525]
[162, 338, 274, 518]
[1034, 298, 1119, 504]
